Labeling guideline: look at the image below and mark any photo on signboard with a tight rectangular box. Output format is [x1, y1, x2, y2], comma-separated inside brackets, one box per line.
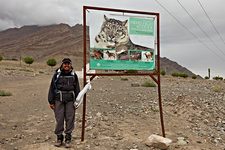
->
[104, 50, 116, 60]
[116, 45, 129, 60]
[88, 11, 156, 70]
[142, 51, 154, 62]
[130, 51, 142, 61]
[90, 48, 104, 60]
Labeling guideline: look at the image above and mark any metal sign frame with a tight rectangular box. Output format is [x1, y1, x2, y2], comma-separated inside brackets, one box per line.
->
[82, 6, 165, 141]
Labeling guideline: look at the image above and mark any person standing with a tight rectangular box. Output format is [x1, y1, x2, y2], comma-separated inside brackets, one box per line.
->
[48, 58, 80, 148]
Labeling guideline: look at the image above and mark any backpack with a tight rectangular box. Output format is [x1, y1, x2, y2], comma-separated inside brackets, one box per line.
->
[54, 69, 75, 93]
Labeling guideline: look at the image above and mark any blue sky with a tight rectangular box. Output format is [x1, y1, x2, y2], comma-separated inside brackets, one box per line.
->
[0, 0, 225, 77]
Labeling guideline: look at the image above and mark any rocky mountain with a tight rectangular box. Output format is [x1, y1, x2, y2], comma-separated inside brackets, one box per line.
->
[160, 57, 196, 77]
[0, 24, 84, 62]
[0, 24, 196, 76]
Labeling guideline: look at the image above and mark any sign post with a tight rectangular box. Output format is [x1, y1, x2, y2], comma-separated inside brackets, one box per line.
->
[82, 6, 165, 141]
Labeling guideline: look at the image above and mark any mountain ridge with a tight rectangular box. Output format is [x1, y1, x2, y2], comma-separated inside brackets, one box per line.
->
[0, 24, 196, 77]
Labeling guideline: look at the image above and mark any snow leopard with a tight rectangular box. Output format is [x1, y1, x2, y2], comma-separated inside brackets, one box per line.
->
[94, 15, 153, 60]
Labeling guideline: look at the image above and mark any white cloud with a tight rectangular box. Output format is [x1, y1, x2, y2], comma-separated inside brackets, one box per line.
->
[0, 0, 83, 28]
[0, 0, 225, 77]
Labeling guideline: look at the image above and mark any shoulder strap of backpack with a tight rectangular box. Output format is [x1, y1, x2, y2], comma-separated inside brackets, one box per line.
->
[71, 71, 75, 76]
[54, 69, 61, 83]
[53, 69, 61, 93]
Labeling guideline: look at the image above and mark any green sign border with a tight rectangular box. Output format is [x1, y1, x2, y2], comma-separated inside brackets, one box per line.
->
[90, 48, 155, 71]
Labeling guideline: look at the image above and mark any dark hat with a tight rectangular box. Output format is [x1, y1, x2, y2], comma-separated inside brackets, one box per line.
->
[62, 58, 72, 64]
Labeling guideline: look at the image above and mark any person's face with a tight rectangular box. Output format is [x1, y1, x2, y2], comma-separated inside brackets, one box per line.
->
[62, 62, 71, 71]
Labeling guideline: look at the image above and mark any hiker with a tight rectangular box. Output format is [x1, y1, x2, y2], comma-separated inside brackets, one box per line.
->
[48, 58, 80, 148]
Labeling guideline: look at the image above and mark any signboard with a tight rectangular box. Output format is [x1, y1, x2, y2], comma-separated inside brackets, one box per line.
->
[88, 13, 156, 71]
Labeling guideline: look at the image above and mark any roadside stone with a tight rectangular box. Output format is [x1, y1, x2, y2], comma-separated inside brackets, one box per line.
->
[111, 143, 118, 149]
[145, 134, 172, 150]
[132, 144, 138, 149]
[96, 112, 102, 118]
[36, 137, 40, 140]
[14, 134, 23, 139]
[91, 132, 98, 139]
[94, 141, 100, 146]
[131, 83, 140, 87]
[176, 137, 188, 145]
[85, 144, 91, 149]
[86, 126, 93, 131]
[196, 140, 202, 143]
[45, 135, 51, 141]
[115, 135, 124, 140]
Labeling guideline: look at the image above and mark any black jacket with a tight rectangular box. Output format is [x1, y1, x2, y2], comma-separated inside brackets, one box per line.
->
[48, 69, 80, 104]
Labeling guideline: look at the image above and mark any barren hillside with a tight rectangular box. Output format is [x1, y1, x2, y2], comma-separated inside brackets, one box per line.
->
[0, 24, 196, 77]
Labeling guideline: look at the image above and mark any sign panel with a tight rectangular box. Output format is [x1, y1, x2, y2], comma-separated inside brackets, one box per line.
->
[129, 17, 154, 36]
[88, 12, 156, 71]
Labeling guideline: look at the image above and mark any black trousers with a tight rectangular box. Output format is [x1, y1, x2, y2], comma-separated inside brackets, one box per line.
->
[54, 101, 75, 135]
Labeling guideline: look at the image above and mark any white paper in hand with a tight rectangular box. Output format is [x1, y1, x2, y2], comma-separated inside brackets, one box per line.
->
[75, 81, 92, 109]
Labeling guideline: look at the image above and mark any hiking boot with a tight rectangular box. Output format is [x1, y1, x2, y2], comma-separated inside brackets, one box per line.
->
[65, 134, 72, 148]
[54, 134, 63, 147]
[65, 140, 71, 148]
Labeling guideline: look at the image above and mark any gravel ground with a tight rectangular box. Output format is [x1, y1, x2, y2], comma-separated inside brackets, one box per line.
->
[0, 62, 225, 150]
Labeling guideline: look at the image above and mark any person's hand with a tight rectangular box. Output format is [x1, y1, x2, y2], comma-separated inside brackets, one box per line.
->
[49, 104, 55, 110]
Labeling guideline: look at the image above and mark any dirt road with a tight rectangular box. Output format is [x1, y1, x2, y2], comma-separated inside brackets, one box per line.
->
[0, 62, 225, 149]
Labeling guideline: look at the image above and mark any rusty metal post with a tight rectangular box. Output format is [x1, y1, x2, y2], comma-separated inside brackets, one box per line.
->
[81, 6, 87, 141]
[156, 14, 165, 137]
[82, 5, 166, 140]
